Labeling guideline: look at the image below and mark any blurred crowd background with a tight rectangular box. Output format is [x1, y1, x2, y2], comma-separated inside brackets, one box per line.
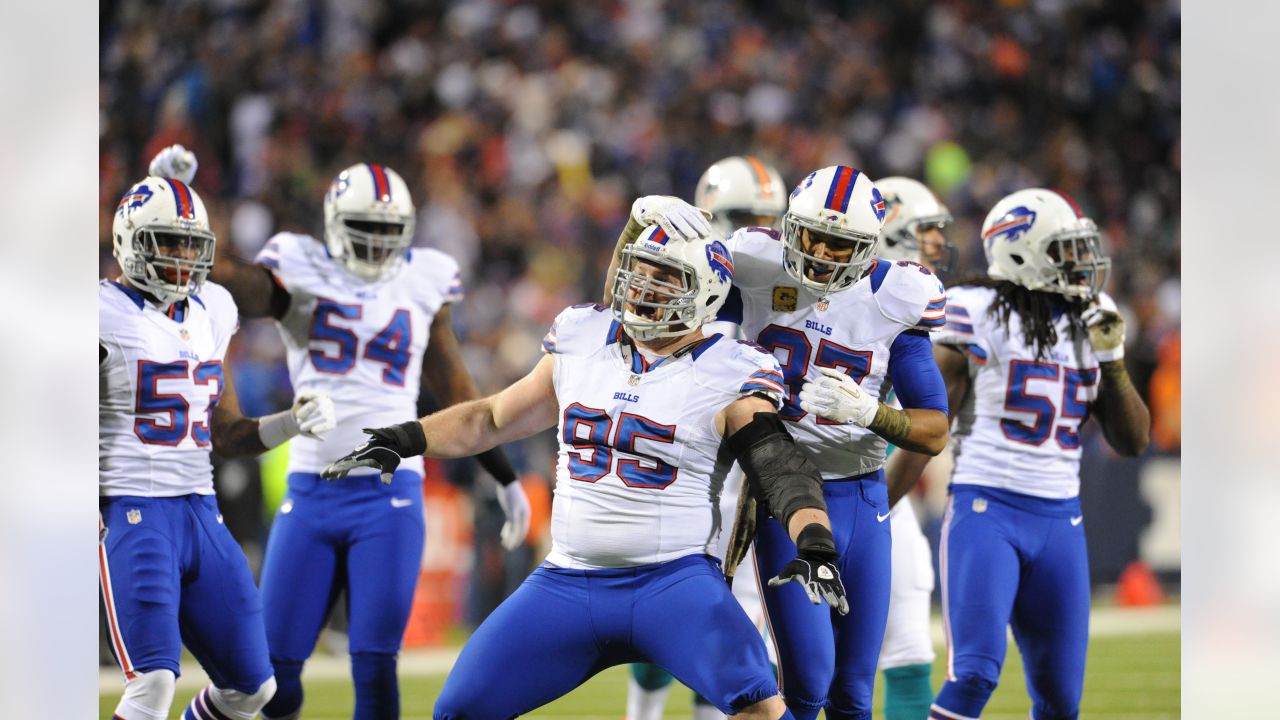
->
[99, 0, 1181, 640]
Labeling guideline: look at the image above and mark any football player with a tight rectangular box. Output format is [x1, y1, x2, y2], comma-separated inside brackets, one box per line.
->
[869, 177, 954, 720]
[325, 226, 848, 719]
[148, 146, 530, 720]
[881, 189, 1150, 720]
[625, 155, 788, 720]
[101, 176, 337, 720]
[614, 167, 951, 720]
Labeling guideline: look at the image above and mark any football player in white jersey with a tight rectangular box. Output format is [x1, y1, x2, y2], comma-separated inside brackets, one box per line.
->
[148, 146, 530, 720]
[625, 155, 789, 720]
[101, 175, 337, 720]
[325, 225, 849, 719]
[880, 188, 1150, 720]
[870, 177, 955, 720]
[614, 167, 951, 720]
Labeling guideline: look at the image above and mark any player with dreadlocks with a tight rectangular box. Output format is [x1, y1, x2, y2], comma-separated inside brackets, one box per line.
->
[878, 188, 1150, 720]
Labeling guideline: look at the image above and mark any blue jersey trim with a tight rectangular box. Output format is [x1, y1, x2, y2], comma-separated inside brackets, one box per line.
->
[868, 259, 890, 294]
[716, 285, 744, 324]
[190, 294, 205, 309]
[109, 280, 147, 310]
[689, 334, 722, 361]
[888, 330, 948, 414]
[606, 320, 622, 345]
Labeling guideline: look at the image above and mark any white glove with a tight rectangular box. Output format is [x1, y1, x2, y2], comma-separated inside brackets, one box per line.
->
[292, 391, 337, 439]
[496, 480, 531, 550]
[798, 367, 880, 427]
[631, 195, 713, 241]
[148, 144, 198, 185]
[1082, 304, 1125, 362]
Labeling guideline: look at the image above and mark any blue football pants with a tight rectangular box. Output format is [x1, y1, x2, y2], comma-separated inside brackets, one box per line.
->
[259, 471, 425, 718]
[754, 473, 893, 720]
[434, 554, 780, 719]
[99, 494, 273, 693]
[934, 485, 1090, 720]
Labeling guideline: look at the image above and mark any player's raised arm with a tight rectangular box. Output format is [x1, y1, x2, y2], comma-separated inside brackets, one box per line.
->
[718, 394, 850, 615]
[322, 354, 558, 482]
[885, 342, 971, 507]
[148, 144, 289, 319]
[208, 358, 336, 458]
[1081, 304, 1151, 456]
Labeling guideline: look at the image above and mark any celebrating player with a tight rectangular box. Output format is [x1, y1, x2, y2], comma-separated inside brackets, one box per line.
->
[101, 176, 337, 720]
[882, 188, 1150, 720]
[625, 155, 788, 720]
[325, 226, 848, 719]
[617, 166, 951, 720]
[148, 146, 530, 720]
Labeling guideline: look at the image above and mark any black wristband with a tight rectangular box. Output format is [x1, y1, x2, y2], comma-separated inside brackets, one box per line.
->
[796, 523, 838, 562]
[370, 420, 428, 457]
[477, 447, 518, 486]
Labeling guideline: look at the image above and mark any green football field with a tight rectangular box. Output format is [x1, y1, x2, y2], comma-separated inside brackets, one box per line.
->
[100, 627, 1179, 719]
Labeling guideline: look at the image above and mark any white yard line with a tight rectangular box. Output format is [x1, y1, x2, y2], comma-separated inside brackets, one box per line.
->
[100, 604, 1180, 693]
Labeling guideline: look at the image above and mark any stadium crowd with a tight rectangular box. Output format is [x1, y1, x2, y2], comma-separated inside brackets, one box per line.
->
[99, 0, 1181, 583]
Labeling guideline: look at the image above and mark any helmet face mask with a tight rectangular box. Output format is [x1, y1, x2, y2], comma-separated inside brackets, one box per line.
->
[782, 166, 886, 295]
[113, 176, 216, 305]
[324, 164, 416, 281]
[611, 226, 734, 342]
[982, 188, 1110, 301]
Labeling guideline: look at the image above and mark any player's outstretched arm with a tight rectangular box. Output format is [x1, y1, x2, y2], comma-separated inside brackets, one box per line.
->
[720, 396, 850, 615]
[209, 358, 336, 457]
[1082, 306, 1150, 456]
[885, 343, 970, 507]
[323, 355, 558, 482]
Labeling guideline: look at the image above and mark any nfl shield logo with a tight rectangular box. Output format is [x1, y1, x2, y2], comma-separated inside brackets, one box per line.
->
[127, 508, 142, 525]
[817, 298, 830, 312]
[179, 328, 190, 341]
[628, 374, 642, 386]
[972, 498, 988, 513]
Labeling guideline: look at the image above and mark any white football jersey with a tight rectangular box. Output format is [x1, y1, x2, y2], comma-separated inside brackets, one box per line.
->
[724, 227, 947, 478]
[541, 304, 786, 570]
[99, 279, 239, 497]
[934, 285, 1117, 498]
[256, 233, 463, 476]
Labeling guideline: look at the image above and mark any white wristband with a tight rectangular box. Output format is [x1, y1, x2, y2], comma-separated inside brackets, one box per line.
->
[258, 409, 300, 449]
[1093, 345, 1124, 363]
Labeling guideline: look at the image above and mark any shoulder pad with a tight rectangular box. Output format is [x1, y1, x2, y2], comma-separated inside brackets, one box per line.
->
[542, 303, 617, 356]
[933, 284, 996, 354]
[725, 227, 786, 290]
[254, 232, 323, 290]
[194, 281, 241, 338]
[407, 247, 464, 304]
[720, 339, 786, 409]
[870, 260, 947, 330]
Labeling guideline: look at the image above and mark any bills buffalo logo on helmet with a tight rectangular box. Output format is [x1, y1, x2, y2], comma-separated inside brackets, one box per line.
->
[116, 183, 154, 215]
[705, 240, 734, 283]
[982, 206, 1038, 250]
[869, 188, 887, 222]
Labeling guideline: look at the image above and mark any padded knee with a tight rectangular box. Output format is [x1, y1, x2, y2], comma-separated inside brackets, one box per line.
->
[115, 669, 177, 720]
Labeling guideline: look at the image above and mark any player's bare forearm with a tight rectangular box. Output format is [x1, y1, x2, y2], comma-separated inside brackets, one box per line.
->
[208, 371, 267, 457]
[1091, 359, 1151, 456]
[787, 507, 831, 542]
[601, 215, 646, 304]
[868, 406, 948, 455]
[420, 355, 558, 458]
[212, 254, 289, 319]
[886, 448, 933, 508]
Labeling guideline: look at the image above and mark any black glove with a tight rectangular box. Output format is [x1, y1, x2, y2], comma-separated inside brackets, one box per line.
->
[767, 524, 850, 615]
[320, 421, 427, 484]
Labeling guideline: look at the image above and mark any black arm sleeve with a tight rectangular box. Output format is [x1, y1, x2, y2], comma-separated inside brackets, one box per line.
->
[476, 446, 518, 486]
[725, 412, 828, 526]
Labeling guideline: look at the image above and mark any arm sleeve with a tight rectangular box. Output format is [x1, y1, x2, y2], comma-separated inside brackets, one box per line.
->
[888, 330, 948, 414]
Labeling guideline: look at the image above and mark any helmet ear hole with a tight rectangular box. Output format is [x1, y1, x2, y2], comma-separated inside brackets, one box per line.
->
[1010, 254, 1025, 266]
[706, 294, 719, 306]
